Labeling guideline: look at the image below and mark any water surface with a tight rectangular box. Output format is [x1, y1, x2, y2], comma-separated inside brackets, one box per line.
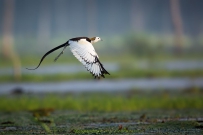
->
[0, 78, 202, 94]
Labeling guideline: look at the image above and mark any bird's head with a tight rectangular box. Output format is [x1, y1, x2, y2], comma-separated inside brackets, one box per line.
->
[90, 37, 102, 44]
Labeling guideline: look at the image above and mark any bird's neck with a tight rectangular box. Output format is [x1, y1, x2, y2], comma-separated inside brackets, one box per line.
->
[91, 41, 96, 44]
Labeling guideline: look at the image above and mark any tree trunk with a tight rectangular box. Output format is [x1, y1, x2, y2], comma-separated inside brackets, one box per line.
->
[131, 0, 144, 32]
[37, 0, 51, 47]
[2, 0, 21, 81]
[87, 0, 97, 36]
[170, 0, 183, 54]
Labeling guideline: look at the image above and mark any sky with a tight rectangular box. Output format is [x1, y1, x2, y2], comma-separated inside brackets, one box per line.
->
[0, 0, 203, 56]
[0, 0, 203, 38]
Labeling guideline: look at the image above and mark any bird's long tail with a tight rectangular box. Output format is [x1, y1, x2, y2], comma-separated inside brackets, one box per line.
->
[26, 42, 69, 70]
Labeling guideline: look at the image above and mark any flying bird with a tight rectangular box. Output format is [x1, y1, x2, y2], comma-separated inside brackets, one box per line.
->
[26, 37, 110, 79]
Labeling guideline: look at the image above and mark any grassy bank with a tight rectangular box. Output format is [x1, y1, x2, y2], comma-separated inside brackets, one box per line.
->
[0, 107, 202, 134]
[1, 53, 203, 82]
[0, 90, 203, 134]
[0, 69, 202, 82]
[0, 89, 202, 112]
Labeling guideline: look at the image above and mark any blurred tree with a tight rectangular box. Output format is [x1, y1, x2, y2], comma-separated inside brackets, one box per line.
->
[37, 0, 51, 47]
[170, 0, 183, 54]
[131, 0, 145, 32]
[125, 33, 151, 56]
[1, 0, 21, 81]
[54, 0, 68, 37]
[87, 0, 97, 36]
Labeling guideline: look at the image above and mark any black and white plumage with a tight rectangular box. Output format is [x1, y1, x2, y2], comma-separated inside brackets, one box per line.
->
[26, 37, 110, 78]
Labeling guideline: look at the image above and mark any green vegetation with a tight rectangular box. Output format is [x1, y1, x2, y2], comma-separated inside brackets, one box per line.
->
[1, 33, 203, 82]
[0, 87, 202, 134]
[0, 110, 202, 135]
[0, 106, 202, 134]
[1, 69, 202, 82]
[0, 90, 202, 112]
[1, 53, 203, 82]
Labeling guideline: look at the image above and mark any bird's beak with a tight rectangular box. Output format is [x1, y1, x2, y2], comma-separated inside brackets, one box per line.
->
[101, 39, 103, 41]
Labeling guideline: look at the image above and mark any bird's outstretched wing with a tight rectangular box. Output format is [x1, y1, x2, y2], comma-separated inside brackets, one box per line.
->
[26, 42, 68, 70]
[69, 40, 110, 78]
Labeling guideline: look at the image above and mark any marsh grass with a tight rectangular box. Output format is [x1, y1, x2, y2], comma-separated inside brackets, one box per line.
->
[1, 53, 203, 82]
[0, 68, 202, 82]
[0, 90, 203, 134]
[0, 90, 202, 112]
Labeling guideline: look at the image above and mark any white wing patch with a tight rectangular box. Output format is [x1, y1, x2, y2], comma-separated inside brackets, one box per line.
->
[69, 40, 108, 78]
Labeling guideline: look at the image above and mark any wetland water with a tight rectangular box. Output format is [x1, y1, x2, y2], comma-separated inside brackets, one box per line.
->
[0, 61, 203, 94]
[1, 60, 203, 75]
[0, 78, 203, 94]
[0, 110, 203, 134]
[0, 63, 119, 75]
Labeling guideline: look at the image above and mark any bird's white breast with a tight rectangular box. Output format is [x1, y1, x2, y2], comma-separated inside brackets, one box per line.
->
[68, 39, 103, 77]
[68, 39, 98, 57]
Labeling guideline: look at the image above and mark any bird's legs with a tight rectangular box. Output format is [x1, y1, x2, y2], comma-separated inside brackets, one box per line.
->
[54, 44, 68, 62]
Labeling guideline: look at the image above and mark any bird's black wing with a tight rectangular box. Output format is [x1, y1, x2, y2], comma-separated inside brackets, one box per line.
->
[26, 42, 68, 70]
